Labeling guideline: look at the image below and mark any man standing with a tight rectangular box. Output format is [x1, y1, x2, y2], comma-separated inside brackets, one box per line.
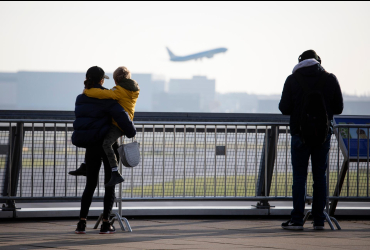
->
[279, 50, 343, 230]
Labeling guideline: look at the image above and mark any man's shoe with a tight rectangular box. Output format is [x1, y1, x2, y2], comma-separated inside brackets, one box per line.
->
[69, 163, 87, 176]
[313, 222, 325, 230]
[75, 220, 86, 234]
[281, 220, 303, 230]
[105, 171, 124, 187]
[99, 221, 115, 234]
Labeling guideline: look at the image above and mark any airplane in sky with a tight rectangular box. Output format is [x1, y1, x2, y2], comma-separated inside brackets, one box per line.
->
[166, 47, 227, 62]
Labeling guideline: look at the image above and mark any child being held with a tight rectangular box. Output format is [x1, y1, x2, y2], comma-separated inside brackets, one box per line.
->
[83, 66, 140, 187]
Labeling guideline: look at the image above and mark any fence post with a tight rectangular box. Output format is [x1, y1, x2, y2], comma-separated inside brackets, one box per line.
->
[329, 159, 349, 216]
[1, 122, 24, 217]
[255, 125, 279, 208]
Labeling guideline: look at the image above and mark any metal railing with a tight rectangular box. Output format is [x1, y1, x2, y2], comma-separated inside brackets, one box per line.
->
[0, 112, 369, 216]
[329, 124, 370, 214]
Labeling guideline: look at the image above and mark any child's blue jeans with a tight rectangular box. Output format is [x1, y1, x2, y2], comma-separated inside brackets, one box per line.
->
[102, 125, 124, 168]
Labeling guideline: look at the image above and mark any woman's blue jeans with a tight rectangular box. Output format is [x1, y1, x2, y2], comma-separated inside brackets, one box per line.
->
[291, 134, 331, 225]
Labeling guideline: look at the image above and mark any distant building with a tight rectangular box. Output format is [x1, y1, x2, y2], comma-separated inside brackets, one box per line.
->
[131, 74, 153, 112]
[342, 97, 370, 115]
[215, 93, 258, 113]
[0, 73, 17, 109]
[0, 71, 165, 111]
[256, 95, 281, 113]
[1, 71, 370, 115]
[16, 71, 85, 110]
[153, 92, 200, 112]
[168, 76, 215, 112]
[152, 79, 166, 95]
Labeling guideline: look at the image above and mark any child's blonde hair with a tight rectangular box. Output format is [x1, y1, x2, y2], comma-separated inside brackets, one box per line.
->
[113, 66, 131, 82]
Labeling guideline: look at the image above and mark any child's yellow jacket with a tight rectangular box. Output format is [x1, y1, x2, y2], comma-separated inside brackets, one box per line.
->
[84, 81, 139, 130]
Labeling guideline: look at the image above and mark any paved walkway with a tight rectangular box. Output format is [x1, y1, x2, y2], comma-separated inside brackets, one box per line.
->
[1, 219, 370, 249]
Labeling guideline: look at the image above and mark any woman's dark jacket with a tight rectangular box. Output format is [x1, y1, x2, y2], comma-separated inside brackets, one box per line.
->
[279, 64, 343, 135]
[72, 84, 136, 148]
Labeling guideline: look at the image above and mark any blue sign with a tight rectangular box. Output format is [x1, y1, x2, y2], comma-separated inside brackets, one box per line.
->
[334, 116, 370, 159]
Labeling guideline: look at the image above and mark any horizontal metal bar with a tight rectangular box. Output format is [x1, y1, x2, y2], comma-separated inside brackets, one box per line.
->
[0, 119, 289, 126]
[3, 119, 370, 127]
[1, 119, 369, 127]
[334, 124, 370, 128]
[134, 121, 289, 126]
[0, 110, 291, 123]
[0, 196, 292, 202]
[135, 127, 289, 134]
[2, 196, 370, 203]
[0, 197, 105, 203]
[0, 119, 75, 123]
[0, 126, 290, 135]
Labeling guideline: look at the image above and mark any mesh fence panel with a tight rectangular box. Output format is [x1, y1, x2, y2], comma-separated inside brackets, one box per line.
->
[0, 122, 369, 200]
[0, 129, 9, 196]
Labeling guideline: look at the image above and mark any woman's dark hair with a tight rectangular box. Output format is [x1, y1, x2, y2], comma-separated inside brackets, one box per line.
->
[84, 77, 101, 89]
[84, 66, 107, 89]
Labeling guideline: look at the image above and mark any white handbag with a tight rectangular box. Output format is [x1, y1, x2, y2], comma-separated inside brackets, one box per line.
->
[117, 140, 140, 168]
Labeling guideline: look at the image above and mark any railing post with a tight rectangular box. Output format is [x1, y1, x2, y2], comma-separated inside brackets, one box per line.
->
[1, 122, 24, 217]
[329, 159, 349, 216]
[330, 125, 350, 216]
[12, 123, 23, 197]
[255, 125, 279, 208]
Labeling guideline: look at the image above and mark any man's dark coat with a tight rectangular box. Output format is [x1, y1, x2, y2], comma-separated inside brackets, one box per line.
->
[279, 64, 343, 135]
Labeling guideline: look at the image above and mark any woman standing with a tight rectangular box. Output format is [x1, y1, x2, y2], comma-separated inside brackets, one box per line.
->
[72, 66, 136, 234]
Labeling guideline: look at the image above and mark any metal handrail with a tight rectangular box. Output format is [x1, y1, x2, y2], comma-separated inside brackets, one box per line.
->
[1, 196, 370, 202]
[334, 124, 370, 128]
[0, 119, 289, 126]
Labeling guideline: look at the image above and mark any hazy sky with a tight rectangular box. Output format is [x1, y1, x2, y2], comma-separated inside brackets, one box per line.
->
[1, 1, 369, 95]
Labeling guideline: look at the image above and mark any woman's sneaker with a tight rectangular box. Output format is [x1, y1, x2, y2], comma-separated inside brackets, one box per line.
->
[99, 221, 116, 234]
[75, 220, 86, 234]
[281, 220, 303, 230]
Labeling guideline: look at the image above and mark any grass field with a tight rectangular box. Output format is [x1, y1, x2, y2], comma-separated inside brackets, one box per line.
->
[123, 172, 370, 198]
[1, 156, 368, 198]
[0, 157, 76, 169]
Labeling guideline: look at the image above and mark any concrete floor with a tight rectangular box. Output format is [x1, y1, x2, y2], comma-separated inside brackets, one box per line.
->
[1, 218, 370, 250]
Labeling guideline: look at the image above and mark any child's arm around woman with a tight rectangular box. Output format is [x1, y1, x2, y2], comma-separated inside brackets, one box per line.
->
[83, 66, 140, 121]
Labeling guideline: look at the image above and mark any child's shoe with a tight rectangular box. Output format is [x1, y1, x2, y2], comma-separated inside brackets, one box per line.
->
[69, 163, 87, 176]
[105, 171, 124, 187]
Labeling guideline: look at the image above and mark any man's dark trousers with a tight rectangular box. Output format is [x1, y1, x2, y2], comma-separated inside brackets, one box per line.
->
[291, 133, 331, 225]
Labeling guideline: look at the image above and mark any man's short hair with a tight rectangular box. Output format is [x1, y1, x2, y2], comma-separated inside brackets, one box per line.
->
[298, 50, 321, 64]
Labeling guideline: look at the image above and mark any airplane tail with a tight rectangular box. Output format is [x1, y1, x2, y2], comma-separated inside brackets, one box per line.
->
[166, 47, 176, 60]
